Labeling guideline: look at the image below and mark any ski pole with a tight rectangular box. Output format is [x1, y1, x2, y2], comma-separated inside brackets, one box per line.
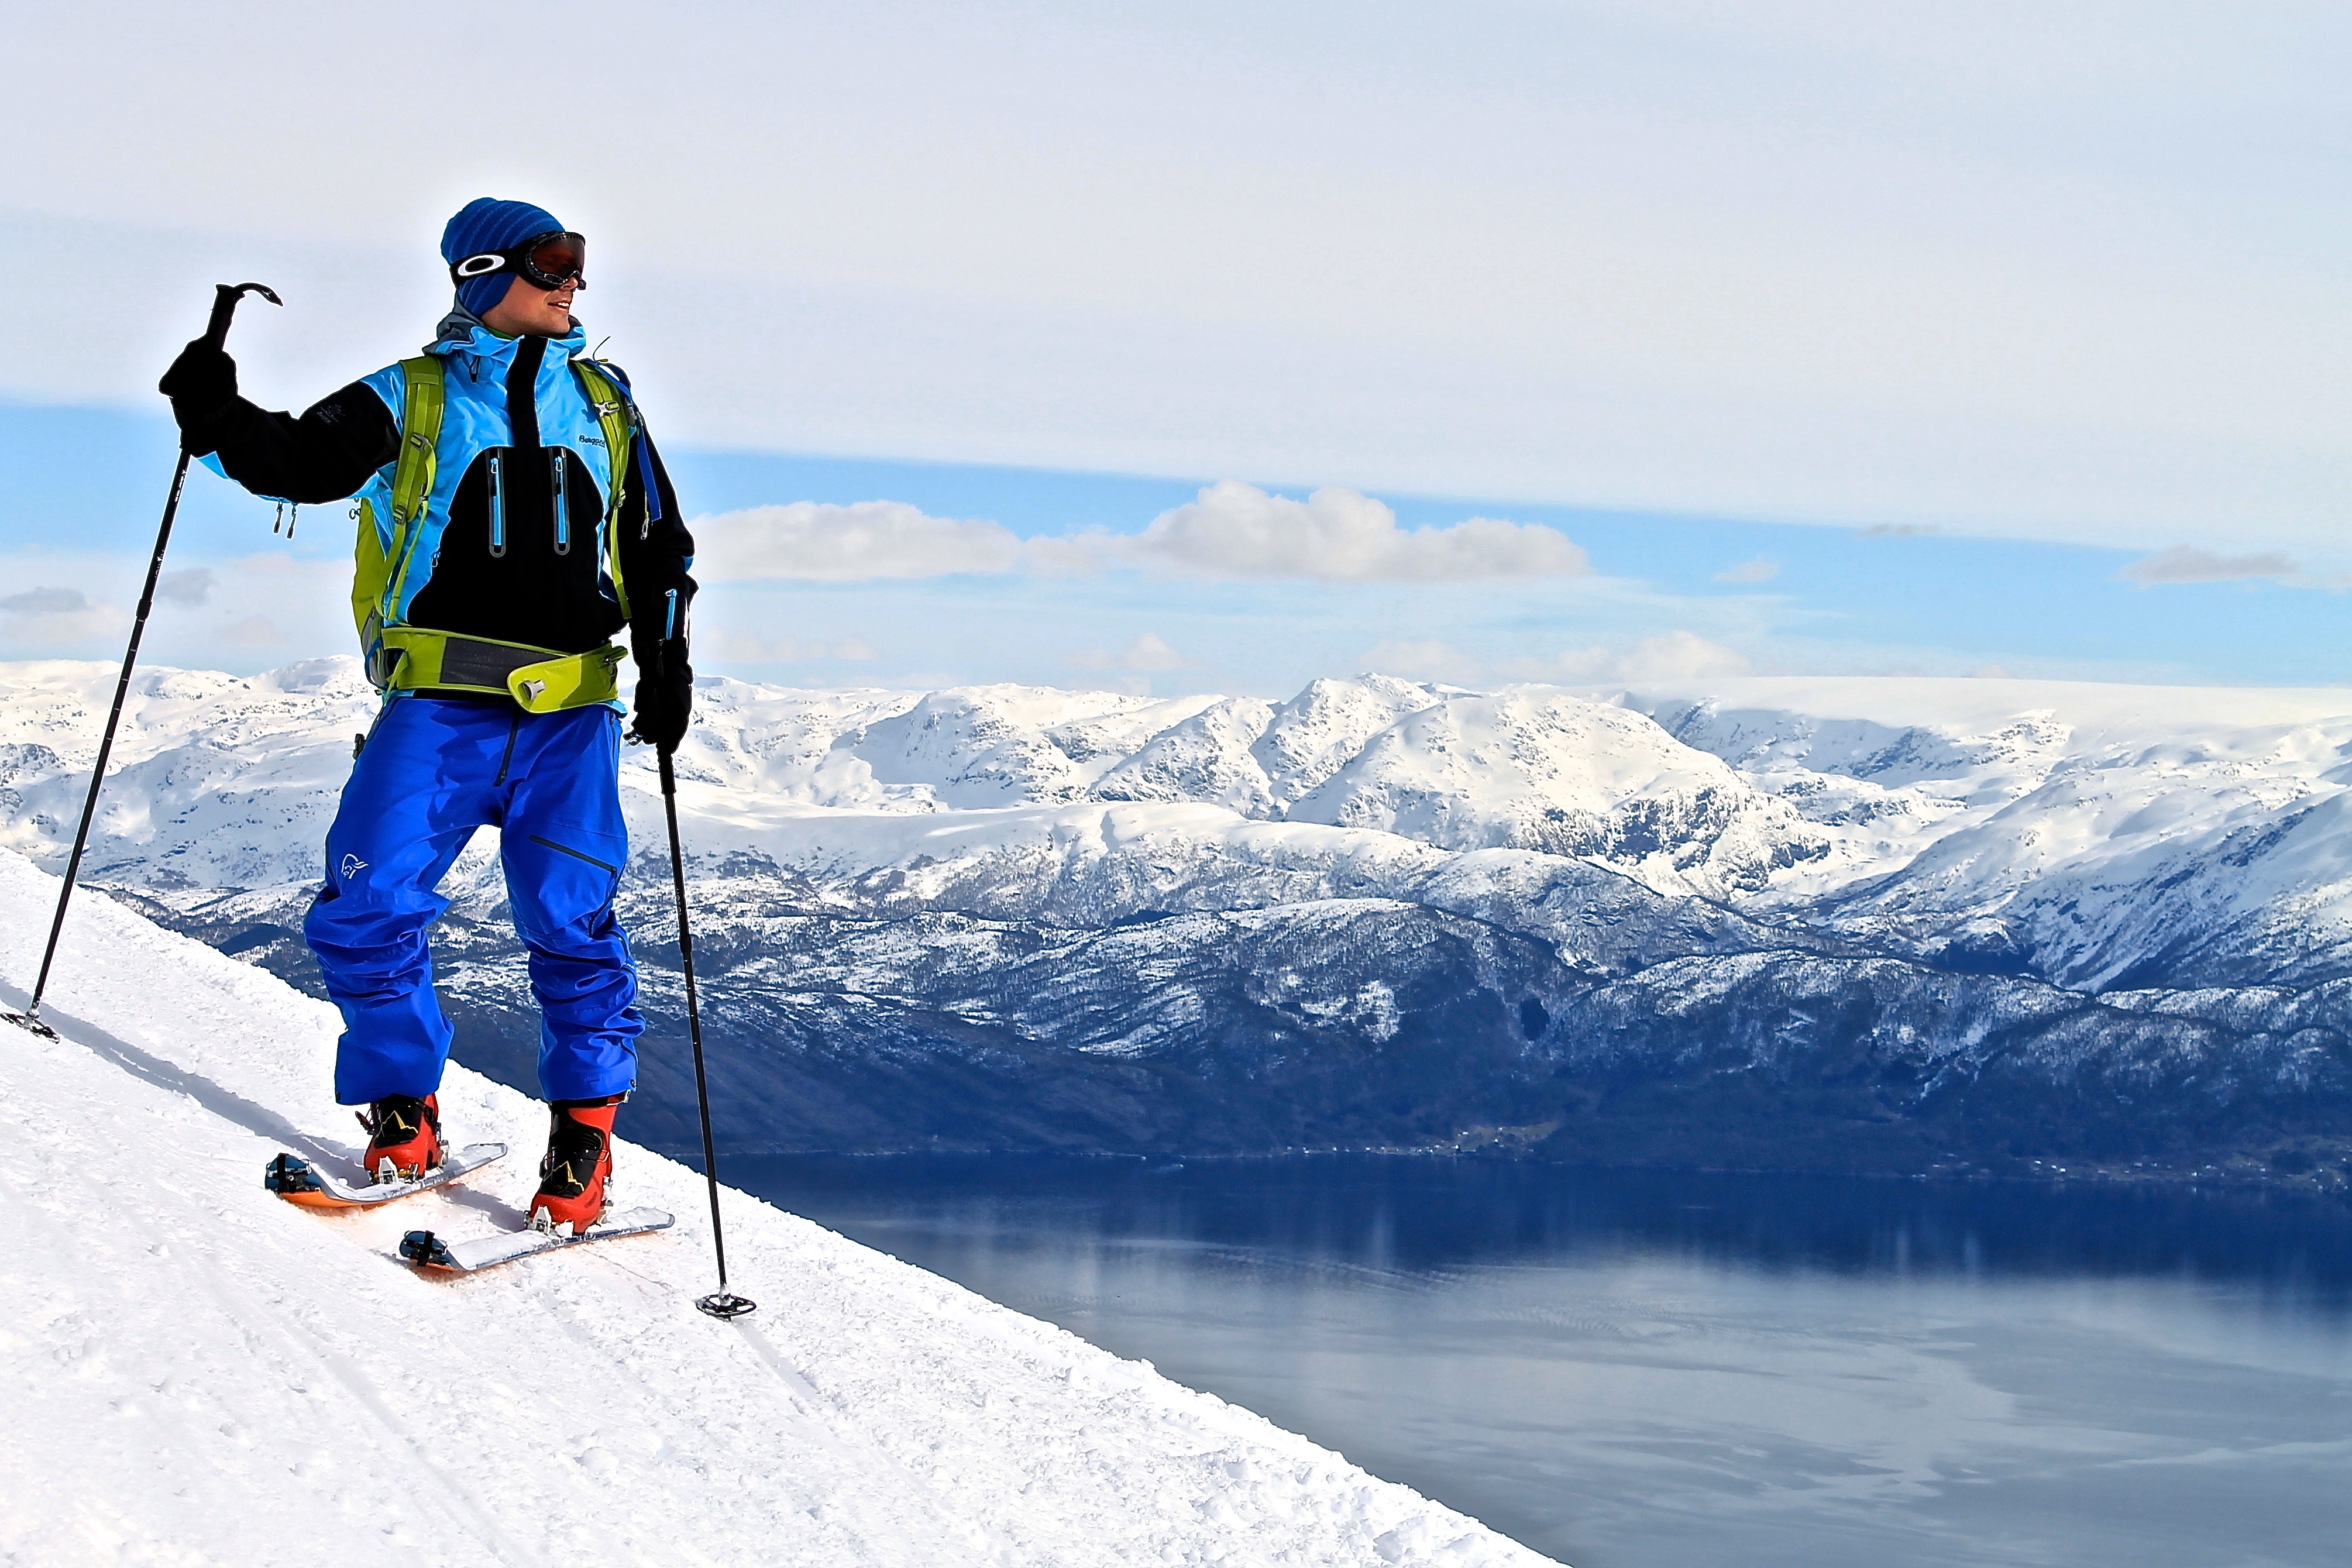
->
[658, 747, 755, 1319]
[8, 283, 280, 1038]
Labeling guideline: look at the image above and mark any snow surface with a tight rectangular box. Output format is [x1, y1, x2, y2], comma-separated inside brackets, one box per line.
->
[0, 849, 1555, 1567]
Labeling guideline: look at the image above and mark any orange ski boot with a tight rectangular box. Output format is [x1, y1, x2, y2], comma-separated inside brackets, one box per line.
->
[530, 1096, 621, 1234]
[356, 1093, 442, 1184]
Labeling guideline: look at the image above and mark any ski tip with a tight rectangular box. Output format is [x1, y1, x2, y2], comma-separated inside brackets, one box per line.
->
[263, 1152, 320, 1196]
[398, 1229, 454, 1270]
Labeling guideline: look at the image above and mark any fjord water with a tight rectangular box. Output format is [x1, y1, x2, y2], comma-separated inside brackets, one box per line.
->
[734, 1156, 2352, 1568]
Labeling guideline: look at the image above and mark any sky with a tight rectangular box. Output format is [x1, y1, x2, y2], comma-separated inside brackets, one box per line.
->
[0, 2, 2346, 694]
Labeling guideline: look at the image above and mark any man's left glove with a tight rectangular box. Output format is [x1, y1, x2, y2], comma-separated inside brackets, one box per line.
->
[630, 637, 693, 753]
[158, 338, 239, 434]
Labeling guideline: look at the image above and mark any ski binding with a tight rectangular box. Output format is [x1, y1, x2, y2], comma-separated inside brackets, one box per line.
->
[398, 1206, 673, 1274]
[265, 1143, 507, 1210]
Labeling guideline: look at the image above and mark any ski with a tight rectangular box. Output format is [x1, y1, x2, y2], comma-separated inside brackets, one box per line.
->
[264, 1143, 508, 1210]
[398, 1206, 673, 1274]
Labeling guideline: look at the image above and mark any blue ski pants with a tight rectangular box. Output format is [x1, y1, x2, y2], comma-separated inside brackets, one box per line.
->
[305, 696, 642, 1106]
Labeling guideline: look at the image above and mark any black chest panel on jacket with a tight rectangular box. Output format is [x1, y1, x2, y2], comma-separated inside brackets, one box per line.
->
[405, 445, 623, 654]
[405, 336, 624, 655]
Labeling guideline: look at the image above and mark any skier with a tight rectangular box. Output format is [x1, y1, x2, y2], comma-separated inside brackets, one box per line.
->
[158, 198, 696, 1232]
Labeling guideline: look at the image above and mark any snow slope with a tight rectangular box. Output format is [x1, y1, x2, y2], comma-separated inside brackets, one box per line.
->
[0, 849, 1553, 1568]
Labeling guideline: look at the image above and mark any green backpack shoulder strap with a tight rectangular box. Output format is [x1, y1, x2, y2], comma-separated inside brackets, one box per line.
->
[573, 359, 638, 623]
[350, 355, 446, 646]
[389, 355, 445, 528]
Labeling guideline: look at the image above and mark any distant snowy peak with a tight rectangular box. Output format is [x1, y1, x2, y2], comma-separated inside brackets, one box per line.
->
[1253, 675, 1443, 807]
[1653, 694, 2072, 805]
[1286, 689, 1828, 895]
[829, 685, 1151, 807]
[1093, 697, 1279, 815]
[845, 687, 1078, 807]
[804, 676, 1817, 896]
[669, 682, 918, 801]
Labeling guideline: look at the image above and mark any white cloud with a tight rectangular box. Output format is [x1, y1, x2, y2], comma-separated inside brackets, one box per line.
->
[702, 630, 880, 662]
[693, 502, 1022, 582]
[2117, 546, 2305, 586]
[692, 482, 1589, 586]
[1714, 556, 1780, 584]
[1568, 631, 1755, 684]
[1068, 633, 1187, 672]
[1360, 630, 1752, 687]
[157, 568, 215, 607]
[0, 587, 126, 642]
[1022, 534, 1116, 576]
[219, 615, 286, 646]
[1112, 482, 1588, 583]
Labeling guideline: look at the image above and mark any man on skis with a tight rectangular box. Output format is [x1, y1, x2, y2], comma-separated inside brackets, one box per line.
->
[158, 198, 696, 1233]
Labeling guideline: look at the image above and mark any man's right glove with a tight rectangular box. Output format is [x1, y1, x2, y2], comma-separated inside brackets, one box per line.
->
[630, 637, 694, 754]
[158, 338, 239, 434]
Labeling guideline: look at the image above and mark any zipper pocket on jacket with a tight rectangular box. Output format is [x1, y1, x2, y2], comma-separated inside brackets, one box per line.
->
[486, 451, 506, 558]
[550, 449, 570, 555]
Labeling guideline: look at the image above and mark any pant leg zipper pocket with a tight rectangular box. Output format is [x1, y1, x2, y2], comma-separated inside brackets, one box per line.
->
[528, 834, 617, 875]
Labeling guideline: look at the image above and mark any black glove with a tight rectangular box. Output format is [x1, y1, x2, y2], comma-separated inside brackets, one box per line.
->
[630, 637, 693, 753]
[159, 338, 238, 432]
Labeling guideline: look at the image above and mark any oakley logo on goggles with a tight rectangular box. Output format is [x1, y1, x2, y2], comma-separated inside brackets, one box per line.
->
[449, 231, 587, 291]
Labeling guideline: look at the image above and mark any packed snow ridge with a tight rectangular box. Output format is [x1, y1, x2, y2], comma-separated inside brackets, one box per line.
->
[0, 848, 1554, 1567]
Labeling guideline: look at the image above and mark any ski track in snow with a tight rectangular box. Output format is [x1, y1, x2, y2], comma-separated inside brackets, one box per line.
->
[0, 851, 1553, 1567]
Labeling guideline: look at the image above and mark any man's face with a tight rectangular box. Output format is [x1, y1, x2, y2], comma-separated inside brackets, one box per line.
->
[482, 273, 578, 338]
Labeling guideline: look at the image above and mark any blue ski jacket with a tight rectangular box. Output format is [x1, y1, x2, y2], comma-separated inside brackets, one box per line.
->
[186, 307, 696, 675]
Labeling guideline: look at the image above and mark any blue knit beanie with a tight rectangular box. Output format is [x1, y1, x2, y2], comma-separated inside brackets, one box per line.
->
[441, 197, 567, 317]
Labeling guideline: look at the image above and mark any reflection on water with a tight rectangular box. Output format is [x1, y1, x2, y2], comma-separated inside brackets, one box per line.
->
[729, 1156, 2352, 1568]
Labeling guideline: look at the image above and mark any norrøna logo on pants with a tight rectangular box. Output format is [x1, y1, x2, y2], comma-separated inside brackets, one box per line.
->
[341, 854, 368, 879]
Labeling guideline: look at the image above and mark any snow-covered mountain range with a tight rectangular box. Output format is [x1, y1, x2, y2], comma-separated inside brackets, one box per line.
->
[1, 658, 2348, 1182]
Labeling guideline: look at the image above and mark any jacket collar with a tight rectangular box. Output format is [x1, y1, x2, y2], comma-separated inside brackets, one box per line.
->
[424, 303, 589, 382]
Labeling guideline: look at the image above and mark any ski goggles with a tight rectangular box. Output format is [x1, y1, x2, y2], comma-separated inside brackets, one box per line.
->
[448, 231, 587, 291]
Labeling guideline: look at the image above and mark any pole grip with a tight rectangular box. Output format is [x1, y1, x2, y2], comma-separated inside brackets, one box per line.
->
[204, 281, 284, 349]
